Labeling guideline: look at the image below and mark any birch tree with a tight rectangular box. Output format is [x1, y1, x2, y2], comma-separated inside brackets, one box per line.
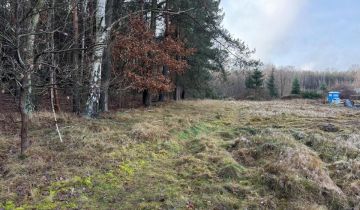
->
[100, 0, 116, 112]
[85, 0, 108, 117]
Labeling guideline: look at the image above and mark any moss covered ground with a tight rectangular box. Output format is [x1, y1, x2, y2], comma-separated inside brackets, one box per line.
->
[0, 100, 359, 209]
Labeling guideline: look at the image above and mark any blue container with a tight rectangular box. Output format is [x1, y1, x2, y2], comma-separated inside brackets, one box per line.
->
[328, 91, 340, 104]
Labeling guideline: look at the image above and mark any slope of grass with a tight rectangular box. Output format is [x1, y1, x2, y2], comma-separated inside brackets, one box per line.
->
[0, 100, 359, 209]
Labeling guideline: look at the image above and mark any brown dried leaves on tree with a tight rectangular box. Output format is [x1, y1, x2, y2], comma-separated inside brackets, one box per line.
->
[112, 17, 195, 93]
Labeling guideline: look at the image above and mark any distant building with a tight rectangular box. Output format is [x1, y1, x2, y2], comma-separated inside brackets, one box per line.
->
[355, 88, 360, 94]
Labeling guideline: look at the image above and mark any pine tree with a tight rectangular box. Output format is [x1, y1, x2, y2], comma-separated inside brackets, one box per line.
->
[246, 68, 264, 97]
[267, 69, 278, 98]
[167, 0, 255, 98]
[291, 78, 301, 94]
[245, 73, 254, 89]
[252, 68, 264, 90]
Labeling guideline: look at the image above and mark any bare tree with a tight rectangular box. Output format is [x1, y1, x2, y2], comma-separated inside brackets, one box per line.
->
[17, 0, 44, 155]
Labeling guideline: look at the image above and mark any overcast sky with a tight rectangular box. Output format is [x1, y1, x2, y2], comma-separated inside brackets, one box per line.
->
[220, 0, 360, 71]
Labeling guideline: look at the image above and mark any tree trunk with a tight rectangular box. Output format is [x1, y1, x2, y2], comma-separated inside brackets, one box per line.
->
[49, 0, 60, 112]
[85, 0, 108, 117]
[19, 74, 32, 155]
[172, 21, 184, 102]
[100, 46, 111, 112]
[72, 0, 81, 114]
[80, 0, 88, 111]
[143, 90, 151, 107]
[18, 0, 43, 155]
[86, 56, 102, 117]
[159, 0, 168, 102]
[100, 0, 114, 112]
[159, 65, 169, 101]
[141, 0, 157, 106]
[173, 85, 183, 101]
[181, 89, 185, 99]
[150, 0, 157, 31]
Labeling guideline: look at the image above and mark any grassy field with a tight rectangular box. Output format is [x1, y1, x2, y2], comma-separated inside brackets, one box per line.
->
[0, 100, 359, 209]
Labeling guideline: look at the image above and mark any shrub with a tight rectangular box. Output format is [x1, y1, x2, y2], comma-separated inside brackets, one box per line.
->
[281, 94, 302, 100]
[301, 91, 322, 99]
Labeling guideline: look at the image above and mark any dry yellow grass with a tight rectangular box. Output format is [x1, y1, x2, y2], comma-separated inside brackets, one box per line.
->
[0, 100, 359, 209]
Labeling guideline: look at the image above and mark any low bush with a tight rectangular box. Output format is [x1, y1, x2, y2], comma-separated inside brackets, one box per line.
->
[281, 94, 302, 100]
[301, 91, 322, 99]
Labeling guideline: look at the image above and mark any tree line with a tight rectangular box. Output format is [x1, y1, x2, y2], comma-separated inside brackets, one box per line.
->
[213, 65, 360, 100]
[0, 0, 258, 155]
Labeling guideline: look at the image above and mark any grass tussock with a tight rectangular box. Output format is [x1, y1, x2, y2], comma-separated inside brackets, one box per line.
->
[0, 100, 359, 209]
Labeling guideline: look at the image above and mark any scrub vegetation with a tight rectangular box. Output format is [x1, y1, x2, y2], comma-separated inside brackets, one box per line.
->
[1, 100, 359, 209]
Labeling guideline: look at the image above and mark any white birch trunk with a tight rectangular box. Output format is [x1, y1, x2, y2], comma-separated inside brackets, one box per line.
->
[85, 0, 108, 117]
[100, 0, 114, 112]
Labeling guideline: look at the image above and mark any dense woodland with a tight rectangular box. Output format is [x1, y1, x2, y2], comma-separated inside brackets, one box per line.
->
[0, 0, 258, 154]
